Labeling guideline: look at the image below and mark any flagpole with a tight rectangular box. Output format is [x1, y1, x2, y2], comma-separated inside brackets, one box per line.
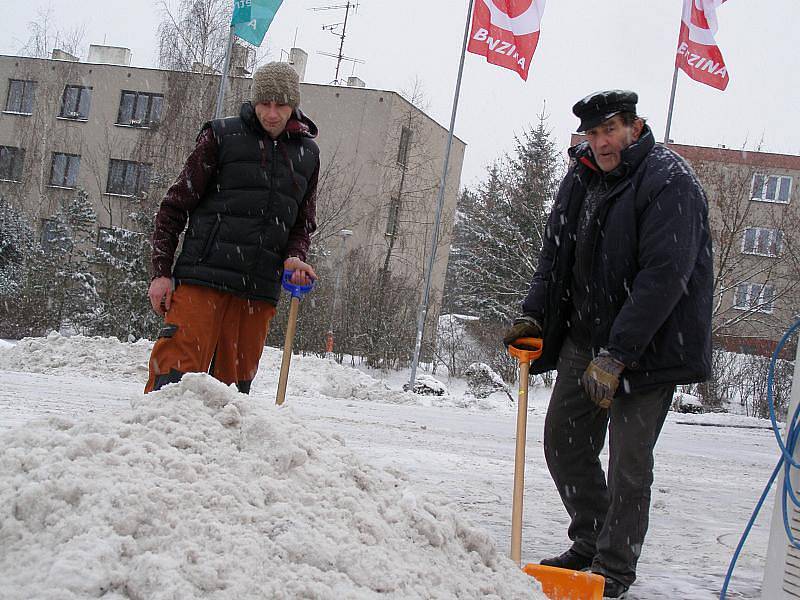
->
[663, 65, 679, 144]
[215, 25, 235, 119]
[407, 0, 475, 391]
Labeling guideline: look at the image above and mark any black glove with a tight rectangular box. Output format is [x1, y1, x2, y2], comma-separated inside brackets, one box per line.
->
[503, 315, 542, 347]
[581, 352, 626, 409]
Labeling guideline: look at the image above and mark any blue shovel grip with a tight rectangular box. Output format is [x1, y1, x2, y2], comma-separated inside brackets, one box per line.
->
[282, 270, 314, 299]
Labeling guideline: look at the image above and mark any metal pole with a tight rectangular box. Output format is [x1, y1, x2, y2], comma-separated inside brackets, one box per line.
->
[214, 26, 236, 120]
[664, 65, 679, 144]
[335, 1, 352, 84]
[407, 0, 474, 391]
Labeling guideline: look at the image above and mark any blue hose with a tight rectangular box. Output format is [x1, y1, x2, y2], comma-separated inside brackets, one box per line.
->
[719, 318, 800, 599]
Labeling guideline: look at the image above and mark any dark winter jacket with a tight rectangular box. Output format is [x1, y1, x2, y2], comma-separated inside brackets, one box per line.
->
[166, 102, 319, 305]
[521, 126, 713, 392]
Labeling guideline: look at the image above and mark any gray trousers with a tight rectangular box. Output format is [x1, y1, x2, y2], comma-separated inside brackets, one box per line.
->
[544, 336, 673, 587]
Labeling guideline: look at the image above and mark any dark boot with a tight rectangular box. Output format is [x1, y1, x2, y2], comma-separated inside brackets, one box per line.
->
[600, 575, 629, 599]
[539, 549, 593, 571]
[152, 369, 185, 392]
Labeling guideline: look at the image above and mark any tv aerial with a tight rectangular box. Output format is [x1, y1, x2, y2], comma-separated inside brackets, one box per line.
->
[310, 1, 365, 85]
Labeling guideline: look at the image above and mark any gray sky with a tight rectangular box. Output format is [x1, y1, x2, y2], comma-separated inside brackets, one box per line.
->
[1, 0, 798, 187]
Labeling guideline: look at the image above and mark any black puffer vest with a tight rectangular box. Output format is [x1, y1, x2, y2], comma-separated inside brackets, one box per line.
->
[173, 102, 319, 304]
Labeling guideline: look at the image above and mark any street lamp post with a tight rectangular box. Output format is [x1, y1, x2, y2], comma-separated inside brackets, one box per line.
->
[327, 228, 353, 356]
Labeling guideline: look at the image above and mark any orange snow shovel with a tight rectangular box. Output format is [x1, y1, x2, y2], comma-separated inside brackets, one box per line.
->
[276, 271, 314, 406]
[506, 337, 604, 600]
[507, 337, 544, 564]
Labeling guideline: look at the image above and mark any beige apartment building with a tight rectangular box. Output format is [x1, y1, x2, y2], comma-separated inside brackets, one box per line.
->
[669, 143, 800, 356]
[0, 46, 465, 335]
[570, 132, 800, 355]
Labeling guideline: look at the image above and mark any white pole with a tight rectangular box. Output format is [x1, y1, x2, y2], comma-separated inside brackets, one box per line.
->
[215, 26, 235, 120]
[762, 339, 800, 598]
[407, 0, 474, 390]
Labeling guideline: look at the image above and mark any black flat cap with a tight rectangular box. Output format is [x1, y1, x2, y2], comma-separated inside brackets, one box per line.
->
[572, 89, 638, 133]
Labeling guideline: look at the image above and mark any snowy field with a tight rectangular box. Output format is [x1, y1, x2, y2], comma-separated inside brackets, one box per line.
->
[0, 333, 781, 599]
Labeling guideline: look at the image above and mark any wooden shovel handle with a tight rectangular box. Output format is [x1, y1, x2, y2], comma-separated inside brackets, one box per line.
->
[276, 297, 300, 405]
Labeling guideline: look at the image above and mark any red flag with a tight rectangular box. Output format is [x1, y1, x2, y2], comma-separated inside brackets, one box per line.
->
[467, 0, 546, 81]
[675, 0, 729, 90]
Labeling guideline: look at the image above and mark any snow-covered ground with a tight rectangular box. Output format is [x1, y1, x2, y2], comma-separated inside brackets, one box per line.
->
[0, 333, 781, 599]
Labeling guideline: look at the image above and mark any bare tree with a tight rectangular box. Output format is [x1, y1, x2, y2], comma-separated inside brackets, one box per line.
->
[308, 147, 364, 254]
[19, 7, 86, 59]
[348, 82, 445, 368]
[157, 0, 232, 73]
[682, 152, 800, 409]
[691, 157, 800, 339]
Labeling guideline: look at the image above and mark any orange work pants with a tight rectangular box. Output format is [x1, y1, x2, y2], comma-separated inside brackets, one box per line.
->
[145, 283, 276, 394]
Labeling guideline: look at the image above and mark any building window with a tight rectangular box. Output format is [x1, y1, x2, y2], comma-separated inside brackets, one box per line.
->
[50, 153, 81, 188]
[59, 85, 92, 119]
[117, 91, 164, 127]
[734, 282, 775, 314]
[40, 218, 71, 253]
[752, 173, 792, 204]
[397, 127, 412, 167]
[385, 196, 400, 237]
[5, 79, 36, 114]
[0, 146, 25, 181]
[741, 227, 783, 257]
[106, 159, 151, 196]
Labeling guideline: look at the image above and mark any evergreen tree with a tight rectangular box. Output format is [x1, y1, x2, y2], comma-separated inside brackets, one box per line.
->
[42, 189, 100, 330]
[0, 195, 35, 297]
[89, 227, 160, 341]
[445, 114, 562, 324]
[0, 196, 59, 337]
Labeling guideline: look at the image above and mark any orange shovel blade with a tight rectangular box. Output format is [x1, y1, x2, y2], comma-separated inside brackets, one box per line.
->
[522, 564, 605, 600]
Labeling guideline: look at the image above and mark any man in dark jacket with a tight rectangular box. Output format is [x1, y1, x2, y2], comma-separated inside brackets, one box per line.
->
[145, 61, 319, 394]
[504, 90, 712, 598]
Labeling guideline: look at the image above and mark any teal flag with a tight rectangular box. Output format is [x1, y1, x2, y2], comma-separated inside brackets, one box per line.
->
[231, 0, 284, 47]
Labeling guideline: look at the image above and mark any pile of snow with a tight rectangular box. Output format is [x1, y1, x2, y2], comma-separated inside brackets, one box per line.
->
[0, 332, 151, 380]
[410, 374, 448, 396]
[253, 351, 425, 406]
[0, 374, 543, 599]
[670, 409, 779, 430]
[672, 392, 704, 414]
[0, 335, 486, 410]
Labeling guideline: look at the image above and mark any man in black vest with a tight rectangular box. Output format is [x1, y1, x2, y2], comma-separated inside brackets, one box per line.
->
[504, 90, 712, 598]
[145, 62, 320, 394]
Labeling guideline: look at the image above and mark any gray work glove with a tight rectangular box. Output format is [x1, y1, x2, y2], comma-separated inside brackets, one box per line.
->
[581, 351, 626, 409]
[503, 315, 542, 348]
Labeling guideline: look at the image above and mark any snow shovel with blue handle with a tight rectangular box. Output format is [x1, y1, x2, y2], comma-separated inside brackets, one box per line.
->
[507, 337, 605, 600]
[276, 270, 314, 406]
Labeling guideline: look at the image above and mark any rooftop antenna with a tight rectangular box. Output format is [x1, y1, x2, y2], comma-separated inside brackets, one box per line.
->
[310, 1, 365, 84]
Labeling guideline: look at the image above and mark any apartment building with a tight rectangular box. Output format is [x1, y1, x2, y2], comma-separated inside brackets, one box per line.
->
[0, 46, 465, 335]
[670, 143, 800, 355]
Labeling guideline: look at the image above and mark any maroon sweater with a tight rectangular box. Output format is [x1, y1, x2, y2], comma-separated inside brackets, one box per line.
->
[151, 124, 318, 279]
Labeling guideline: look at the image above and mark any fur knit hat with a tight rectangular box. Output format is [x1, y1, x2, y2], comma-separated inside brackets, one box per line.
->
[252, 62, 300, 108]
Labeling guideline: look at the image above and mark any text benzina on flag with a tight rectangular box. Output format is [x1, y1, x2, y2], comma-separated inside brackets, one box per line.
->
[232, 0, 284, 48]
[675, 0, 729, 91]
[467, 0, 546, 81]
